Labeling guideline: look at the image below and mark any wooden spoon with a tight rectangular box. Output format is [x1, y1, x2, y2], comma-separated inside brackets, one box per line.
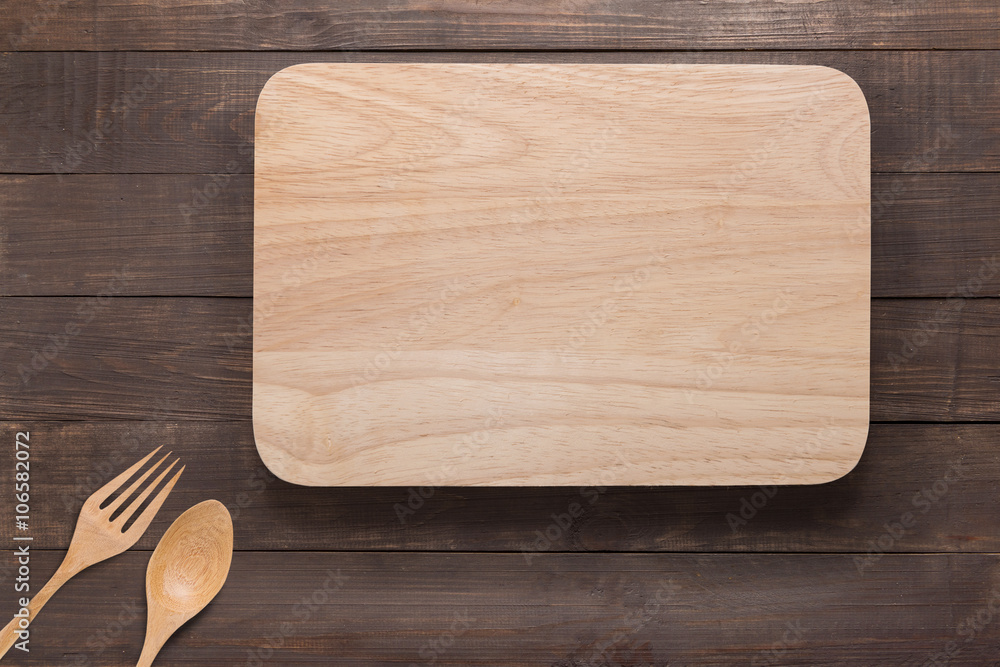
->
[136, 500, 233, 666]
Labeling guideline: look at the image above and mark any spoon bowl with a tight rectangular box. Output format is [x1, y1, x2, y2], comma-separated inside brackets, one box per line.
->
[137, 499, 233, 666]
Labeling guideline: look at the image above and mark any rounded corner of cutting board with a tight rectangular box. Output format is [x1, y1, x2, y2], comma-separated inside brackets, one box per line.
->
[251, 412, 313, 488]
[259, 63, 314, 94]
[256, 64, 320, 125]
[809, 65, 871, 126]
[812, 420, 872, 486]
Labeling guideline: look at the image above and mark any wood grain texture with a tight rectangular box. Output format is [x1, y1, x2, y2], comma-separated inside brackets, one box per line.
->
[1, 422, 997, 554]
[253, 63, 871, 487]
[0, 297, 996, 422]
[0, 0, 996, 660]
[2, 173, 996, 298]
[138, 500, 233, 667]
[3, 0, 998, 51]
[0, 51, 994, 174]
[872, 173, 1000, 298]
[872, 299, 1000, 421]
[0, 550, 998, 665]
[0, 298, 250, 421]
[0, 175, 252, 297]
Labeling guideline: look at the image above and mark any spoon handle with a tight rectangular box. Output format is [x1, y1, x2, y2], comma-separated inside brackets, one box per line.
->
[136, 614, 175, 667]
[136, 639, 163, 667]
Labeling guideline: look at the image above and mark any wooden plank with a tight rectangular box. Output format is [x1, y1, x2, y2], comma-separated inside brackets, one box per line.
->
[0, 175, 251, 297]
[0, 297, 996, 421]
[2, 173, 997, 299]
[0, 422, 996, 553]
[253, 62, 870, 487]
[872, 299, 1000, 421]
[0, 298, 249, 421]
[4, 0, 998, 51]
[873, 173, 1000, 298]
[0, 51, 994, 174]
[0, 551, 997, 664]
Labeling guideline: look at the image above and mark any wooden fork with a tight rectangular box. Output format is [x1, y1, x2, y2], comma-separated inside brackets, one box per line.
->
[0, 447, 183, 658]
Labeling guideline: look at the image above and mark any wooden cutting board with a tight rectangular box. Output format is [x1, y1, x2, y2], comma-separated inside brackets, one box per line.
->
[253, 63, 870, 487]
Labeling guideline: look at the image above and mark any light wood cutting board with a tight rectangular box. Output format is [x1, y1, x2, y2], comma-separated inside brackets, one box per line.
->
[253, 63, 870, 487]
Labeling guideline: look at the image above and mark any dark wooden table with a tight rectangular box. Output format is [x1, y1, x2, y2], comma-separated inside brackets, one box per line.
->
[1, 2, 999, 664]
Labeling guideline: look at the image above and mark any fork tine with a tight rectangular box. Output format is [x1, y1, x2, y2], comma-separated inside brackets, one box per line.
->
[94, 446, 163, 505]
[103, 452, 171, 516]
[111, 458, 179, 528]
[120, 465, 185, 536]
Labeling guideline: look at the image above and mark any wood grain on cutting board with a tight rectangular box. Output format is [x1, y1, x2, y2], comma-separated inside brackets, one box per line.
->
[253, 63, 870, 486]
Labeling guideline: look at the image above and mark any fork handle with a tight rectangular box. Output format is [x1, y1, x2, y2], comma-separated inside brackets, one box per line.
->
[0, 557, 82, 659]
